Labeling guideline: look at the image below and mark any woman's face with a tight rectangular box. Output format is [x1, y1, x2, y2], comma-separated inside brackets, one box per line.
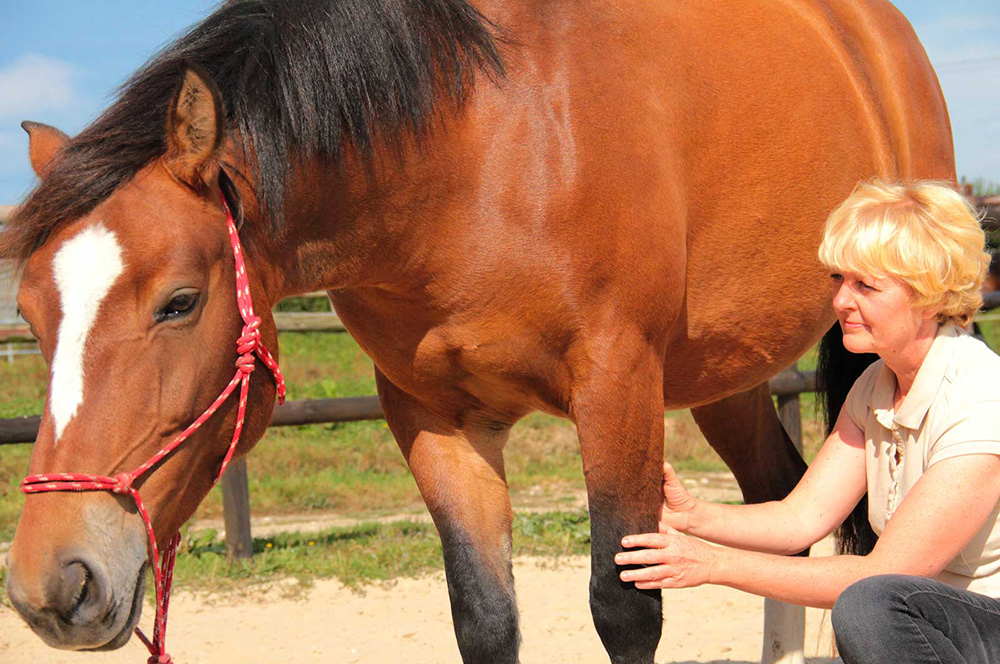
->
[830, 269, 932, 356]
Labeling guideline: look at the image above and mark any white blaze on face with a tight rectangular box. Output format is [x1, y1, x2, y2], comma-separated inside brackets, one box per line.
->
[50, 223, 125, 443]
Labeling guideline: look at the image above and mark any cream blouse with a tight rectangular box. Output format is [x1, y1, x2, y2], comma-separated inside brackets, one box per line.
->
[844, 323, 1000, 597]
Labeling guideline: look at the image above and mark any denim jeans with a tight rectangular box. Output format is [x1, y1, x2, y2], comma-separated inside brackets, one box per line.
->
[830, 574, 1000, 664]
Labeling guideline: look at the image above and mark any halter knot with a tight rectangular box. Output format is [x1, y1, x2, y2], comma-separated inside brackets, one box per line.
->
[236, 317, 262, 355]
[112, 473, 134, 494]
[235, 353, 257, 374]
[147, 653, 172, 664]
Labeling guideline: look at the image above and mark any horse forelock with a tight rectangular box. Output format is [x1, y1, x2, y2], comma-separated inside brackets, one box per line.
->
[3, 0, 506, 269]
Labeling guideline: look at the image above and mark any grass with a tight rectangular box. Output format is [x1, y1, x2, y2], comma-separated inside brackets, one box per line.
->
[177, 510, 592, 595]
[173, 519, 447, 596]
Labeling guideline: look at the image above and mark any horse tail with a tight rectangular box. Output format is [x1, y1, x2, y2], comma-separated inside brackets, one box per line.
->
[816, 322, 879, 556]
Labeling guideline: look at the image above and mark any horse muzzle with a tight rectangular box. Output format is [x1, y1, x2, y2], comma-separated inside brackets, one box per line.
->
[5, 495, 148, 651]
[7, 546, 147, 650]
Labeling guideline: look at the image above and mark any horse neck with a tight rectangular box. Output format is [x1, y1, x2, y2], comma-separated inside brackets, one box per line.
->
[258, 141, 463, 300]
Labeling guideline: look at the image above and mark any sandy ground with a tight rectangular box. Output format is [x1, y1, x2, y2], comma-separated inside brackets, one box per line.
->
[0, 553, 837, 664]
[0, 473, 838, 663]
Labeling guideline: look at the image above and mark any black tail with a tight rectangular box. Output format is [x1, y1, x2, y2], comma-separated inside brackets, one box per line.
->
[817, 323, 880, 555]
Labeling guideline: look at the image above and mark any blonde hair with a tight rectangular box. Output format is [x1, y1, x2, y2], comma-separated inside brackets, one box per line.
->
[818, 180, 990, 326]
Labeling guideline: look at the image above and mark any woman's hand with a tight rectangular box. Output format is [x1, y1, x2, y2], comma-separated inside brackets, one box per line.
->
[615, 531, 719, 590]
[659, 462, 698, 533]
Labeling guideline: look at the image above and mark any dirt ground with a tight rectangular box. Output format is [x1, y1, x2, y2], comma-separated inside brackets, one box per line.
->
[0, 473, 838, 663]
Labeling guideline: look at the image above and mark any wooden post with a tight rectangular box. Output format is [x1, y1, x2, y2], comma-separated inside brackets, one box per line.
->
[762, 367, 806, 664]
[221, 456, 254, 559]
[777, 393, 802, 454]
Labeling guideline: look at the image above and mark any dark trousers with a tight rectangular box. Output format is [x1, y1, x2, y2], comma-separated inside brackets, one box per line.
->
[831, 575, 1000, 664]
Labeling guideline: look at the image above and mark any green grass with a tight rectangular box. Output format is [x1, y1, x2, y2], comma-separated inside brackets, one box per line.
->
[978, 319, 1000, 352]
[173, 519, 446, 595]
[173, 509, 592, 596]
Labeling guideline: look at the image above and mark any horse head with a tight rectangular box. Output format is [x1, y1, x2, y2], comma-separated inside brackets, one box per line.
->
[5, 65, 280, 651]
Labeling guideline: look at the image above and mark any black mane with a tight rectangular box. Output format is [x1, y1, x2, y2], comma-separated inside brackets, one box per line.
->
[4, 0, 504, 262]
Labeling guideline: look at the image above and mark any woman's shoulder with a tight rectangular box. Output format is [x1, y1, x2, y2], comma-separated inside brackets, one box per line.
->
[934, 333, 1000, 427]
[945, 332, 1000, 390]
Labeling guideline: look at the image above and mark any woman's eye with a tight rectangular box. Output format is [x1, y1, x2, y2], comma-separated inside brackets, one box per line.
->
[830, 273, 843, 282]
[159, 292, 200, 321]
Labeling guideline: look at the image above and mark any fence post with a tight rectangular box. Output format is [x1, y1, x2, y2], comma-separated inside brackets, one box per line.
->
[762, 365, 806, 664]
[221, 456, 254, 559]
[777, 394, 802, 454]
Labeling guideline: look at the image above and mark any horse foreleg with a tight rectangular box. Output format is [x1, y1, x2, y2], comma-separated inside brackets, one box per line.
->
[573, 348, 665, 664]
[690, 382, 807, 505]
[376, 369, 520, 664]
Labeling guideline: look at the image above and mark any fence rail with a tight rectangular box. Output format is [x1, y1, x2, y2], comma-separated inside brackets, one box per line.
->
[0, 395, 387, 445]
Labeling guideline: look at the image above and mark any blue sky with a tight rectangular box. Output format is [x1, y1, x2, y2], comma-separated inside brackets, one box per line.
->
[0, 1, 997, 204]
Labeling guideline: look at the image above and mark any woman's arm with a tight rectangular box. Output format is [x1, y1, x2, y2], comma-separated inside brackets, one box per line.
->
[668, 408, 868, 554]
[617, 452, 1000, 609]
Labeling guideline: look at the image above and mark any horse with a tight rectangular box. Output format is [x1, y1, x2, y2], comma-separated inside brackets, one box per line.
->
[2, 1, 954, 662]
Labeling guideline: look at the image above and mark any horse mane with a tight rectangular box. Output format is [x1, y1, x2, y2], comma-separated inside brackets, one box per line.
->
[2, 0, 505, 264]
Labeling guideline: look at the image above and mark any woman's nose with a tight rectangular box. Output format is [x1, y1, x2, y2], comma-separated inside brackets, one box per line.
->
[831, 282, 853, 312]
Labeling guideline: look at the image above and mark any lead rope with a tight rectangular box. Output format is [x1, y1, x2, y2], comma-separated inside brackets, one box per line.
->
[21, 202, 286, 664]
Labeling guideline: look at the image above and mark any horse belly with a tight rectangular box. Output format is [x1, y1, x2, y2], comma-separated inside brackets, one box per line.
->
[643, 0, 955, 408]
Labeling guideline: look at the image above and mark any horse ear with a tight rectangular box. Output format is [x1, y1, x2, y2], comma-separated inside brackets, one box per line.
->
[22, 121, 70, 178]
[164, 63, 225, 188]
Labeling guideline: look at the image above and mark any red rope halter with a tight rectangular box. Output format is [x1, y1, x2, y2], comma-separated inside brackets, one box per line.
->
[21, 202, 286, 664]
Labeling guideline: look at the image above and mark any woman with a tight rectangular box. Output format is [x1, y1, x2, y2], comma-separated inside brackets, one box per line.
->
[615, 180, 1000, 663]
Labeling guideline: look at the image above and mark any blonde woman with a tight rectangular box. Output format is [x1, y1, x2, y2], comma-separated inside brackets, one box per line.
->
[616, 181, 1000, 663]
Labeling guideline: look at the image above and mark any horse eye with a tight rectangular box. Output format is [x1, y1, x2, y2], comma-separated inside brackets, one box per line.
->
[158, 291, 200, 322]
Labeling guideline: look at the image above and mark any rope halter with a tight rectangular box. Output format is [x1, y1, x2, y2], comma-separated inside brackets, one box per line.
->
[21, 202, 286, 664]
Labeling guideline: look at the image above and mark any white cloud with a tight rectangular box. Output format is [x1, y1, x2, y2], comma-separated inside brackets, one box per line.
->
[0, 54, 80, 120]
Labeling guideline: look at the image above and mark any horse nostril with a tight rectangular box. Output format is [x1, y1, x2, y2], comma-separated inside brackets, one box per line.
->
[49, 558, 110, 624]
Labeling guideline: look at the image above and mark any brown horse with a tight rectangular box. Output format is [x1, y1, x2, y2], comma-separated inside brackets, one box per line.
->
[3, 1, 953, 662]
